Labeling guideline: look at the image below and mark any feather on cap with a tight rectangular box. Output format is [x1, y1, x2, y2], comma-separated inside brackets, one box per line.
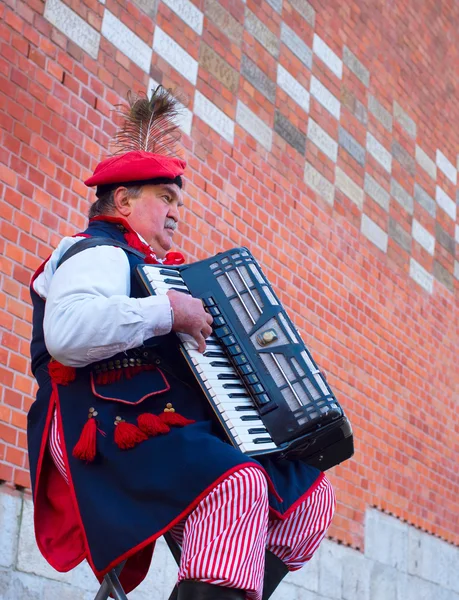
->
[84, 86, 187, 187]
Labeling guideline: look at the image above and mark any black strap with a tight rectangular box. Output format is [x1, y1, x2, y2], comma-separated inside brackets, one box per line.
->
[56, 237, 145, 268]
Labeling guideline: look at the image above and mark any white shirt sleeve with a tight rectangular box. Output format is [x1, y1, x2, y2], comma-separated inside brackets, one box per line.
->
[39, 244, 172, 368]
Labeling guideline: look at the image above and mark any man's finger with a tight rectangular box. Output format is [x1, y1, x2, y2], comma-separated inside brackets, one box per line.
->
[195, 332, 206, 353]
[205, 313, 213, 326]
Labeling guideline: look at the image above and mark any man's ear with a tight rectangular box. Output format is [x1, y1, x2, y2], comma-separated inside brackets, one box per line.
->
[113, 187, 133, 216]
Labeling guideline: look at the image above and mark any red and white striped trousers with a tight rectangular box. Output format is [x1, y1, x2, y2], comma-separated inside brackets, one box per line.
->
[49, 414, 335, 600]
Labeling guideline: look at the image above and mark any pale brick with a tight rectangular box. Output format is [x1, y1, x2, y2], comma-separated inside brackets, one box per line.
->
[199, 43, 239, 93]
[415, 145, 437, 179]
[236, 101, 272, 151]
[339, 126, 366, 167]
[361, 214, 388, 252]
[341, 86, 368, 125]
[204, 0, 243, 46]
[343, 46, 370, 87]
[241, 55, 276, 103]
[304, 162, 335, 205]
[162, 0, 203, 34]
[435, 223, 455, 255]
[289, 0, 315, 28]
[436, 186, 456, 220]
[194, 91, 234, 144]
[389, 217, 411, 253]
[312, 34, 343, 79]
[414, 183, 436, 217]
[280, 23, 313, 70]
[412, 219, 435, 255]
[364, 173, 390, 211]
[455, 260, 459, 281]
[308, 119, 338, 162]
[335, 167, 364, 209]
[369, 95, 392, 132]
[277, 64, 310, 113]
[245, 9, 279, 58]
[394, 101, 417, 139]
[310, 76, 340, 119]
[436, 149, 457, 185]
[102, 10, 152, 72]
[153, 27, 198, 84]
[367, 133, 392, 173]
[44, 0, 101, 59]
[455, 224, 459, 243]
[274, 110, 306, 155]
[409, 258, 433, 293]
[392, 140, 416, 175]
[132, 0, 158, 17]
[434, 261, 454, 292]
[391, 178, 414, 214]
[266, 0, 282, 13]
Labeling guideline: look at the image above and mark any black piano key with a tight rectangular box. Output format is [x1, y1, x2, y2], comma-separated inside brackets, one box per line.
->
[170, 287, 191, 294]
[203, 351, 226, 358]
[222, 383, 246, 389]
[248, 428, 267, 434]
[217, 374, 240, 380]
[253, 437, 274, 444]
[228, 393, 250, 398]
[159, 269, 181, 277]
[240, 415, 262, 421]
[163, 278, 187, 286]
[235, 406, 256, 411]
[210, 361, 231, 367]
[205, 340, 221, 347]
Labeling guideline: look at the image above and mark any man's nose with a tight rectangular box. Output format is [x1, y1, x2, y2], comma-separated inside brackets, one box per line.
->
[168, 203, 180, 221]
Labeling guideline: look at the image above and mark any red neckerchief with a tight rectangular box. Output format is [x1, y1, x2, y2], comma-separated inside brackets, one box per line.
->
[89, 216, 185, 265]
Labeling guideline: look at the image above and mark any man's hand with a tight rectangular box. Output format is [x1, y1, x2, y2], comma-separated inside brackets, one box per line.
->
[167, 289, 213, 353]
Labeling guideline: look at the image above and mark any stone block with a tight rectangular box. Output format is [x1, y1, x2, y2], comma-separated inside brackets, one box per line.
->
[199, 43, 239, 93]
[436, 186, 456, 220]
[153, 26, 198, 84]
[102, 10, 152, 73]
[341, 87, 368, 125]
[364, 173, 389, 210]
[236, 101, 273, 151]
[287, 550, 319, 592]
[308, 119, 338, 163]
[412, 220, 435, 255]
[132, 0, 158, 17]
[415, 145, 437, 180]
[313, 34, 343, 78]
[44, 0, 101, 59]
[365, 509, 408, 571]
[310, 76, 340, 119]
[409, 258, 433, 293]
[277, 64, 310, 113]
[343, 46, 370, 87]
[436, 149, 457, 185]
[456, 224, 459, 243]
[389, 218, 411, 253]
[289, 0, 315, 28]
[414, 183, 436, 217]
[245, 9, 279, 58]
[369, 96, 392, 132]
[392, 140, 416, 176]
[367, 133, 392, 173]
[266, 0, 283, 13]
[204, 0, 243, 46]
[391, 178, 414, 214]
[42, 579, 88, 600]
[433, 261, 454, 292]
[0, 489, 21, 568]
[317, 539, 344, 599]
[304, 162, 335, 206]
[280, 23, 313, 70]
[339, 127, 366, 167]
[274, 111, 306, 155]
[455, 260, 459, 281]
[241, 55, 276, 103]
[361, 215, 388, 252]
[342, 549, 371, 600]
[369, 563, 398, 600]
[393, 101, 417, 139]
[336, 167, 364, 209]
[194, 91, 234, 144]
[435, 223, 455, 255]
[0, 571, 43, 600]
[161, 0, 203, 34]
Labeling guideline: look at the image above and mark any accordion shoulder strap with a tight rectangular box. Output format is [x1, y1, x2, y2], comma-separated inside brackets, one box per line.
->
[57, 237, 145, 269]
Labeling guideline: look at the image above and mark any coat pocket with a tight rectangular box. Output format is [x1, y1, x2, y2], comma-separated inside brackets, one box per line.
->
[90, 366, 170, 405]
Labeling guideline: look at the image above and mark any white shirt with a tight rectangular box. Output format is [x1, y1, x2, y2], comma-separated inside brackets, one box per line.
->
[33, 236, 172, 368]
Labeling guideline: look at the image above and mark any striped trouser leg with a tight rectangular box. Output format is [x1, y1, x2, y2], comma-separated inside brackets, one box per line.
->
[266, 475, 336, 570]
[171, 466, 270, 600]
[49, 408, 69, 484]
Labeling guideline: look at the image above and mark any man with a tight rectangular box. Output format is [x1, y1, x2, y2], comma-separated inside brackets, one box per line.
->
[28, 88, 335, 600]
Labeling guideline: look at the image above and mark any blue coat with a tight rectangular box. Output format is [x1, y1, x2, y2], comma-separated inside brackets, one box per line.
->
[28, 219, 322, 592]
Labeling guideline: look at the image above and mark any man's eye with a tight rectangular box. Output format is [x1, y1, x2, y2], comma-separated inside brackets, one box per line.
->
[163, 196, 171, 202]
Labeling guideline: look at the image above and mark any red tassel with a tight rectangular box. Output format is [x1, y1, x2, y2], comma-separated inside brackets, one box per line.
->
[72, 417, 97, 462]
[138, 413, 171, 436]
[49, 360, 76, 385]
[159, 411, 195, 427]
[114, 420, 148, 450]
[95, 369, 123, 384]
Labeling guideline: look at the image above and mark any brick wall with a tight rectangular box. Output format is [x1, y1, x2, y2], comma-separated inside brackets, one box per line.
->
[0, 0, 458, 556]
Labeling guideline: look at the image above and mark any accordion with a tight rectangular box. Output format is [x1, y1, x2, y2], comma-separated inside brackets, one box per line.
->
[136, 248, 353, 471]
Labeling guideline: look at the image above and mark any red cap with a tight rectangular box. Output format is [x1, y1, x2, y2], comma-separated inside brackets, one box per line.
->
[84, 151, 187, 187]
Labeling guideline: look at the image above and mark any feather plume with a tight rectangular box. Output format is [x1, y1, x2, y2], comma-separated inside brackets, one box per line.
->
[111, 86, 184, 156]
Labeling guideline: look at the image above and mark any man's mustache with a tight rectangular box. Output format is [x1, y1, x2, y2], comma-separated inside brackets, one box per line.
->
[165, 218, 177, 230]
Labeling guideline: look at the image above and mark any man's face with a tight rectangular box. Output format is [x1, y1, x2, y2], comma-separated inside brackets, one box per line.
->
[125, 183, 184, 258]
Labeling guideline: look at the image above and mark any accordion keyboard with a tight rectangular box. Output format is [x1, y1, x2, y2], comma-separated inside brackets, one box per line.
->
[141, 265, 278, 456]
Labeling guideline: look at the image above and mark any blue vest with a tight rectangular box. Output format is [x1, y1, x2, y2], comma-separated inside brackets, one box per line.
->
[28, 220, 321, 584]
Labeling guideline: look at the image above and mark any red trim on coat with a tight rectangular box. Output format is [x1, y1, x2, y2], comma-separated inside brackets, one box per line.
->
[89, 367, 170, 403]
[268, 471, 325, 521]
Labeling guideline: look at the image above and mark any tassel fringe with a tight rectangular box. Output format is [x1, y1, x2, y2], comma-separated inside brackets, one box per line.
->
[72, 417, 97, 462]
[138, 413, 170, 436]
[159, 411, 195, 427]
[114, 420, 148, 450]
[49, 360, 76, 385]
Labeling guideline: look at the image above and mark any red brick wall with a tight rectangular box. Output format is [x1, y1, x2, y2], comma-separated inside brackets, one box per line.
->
[1, 0, 458, 551]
